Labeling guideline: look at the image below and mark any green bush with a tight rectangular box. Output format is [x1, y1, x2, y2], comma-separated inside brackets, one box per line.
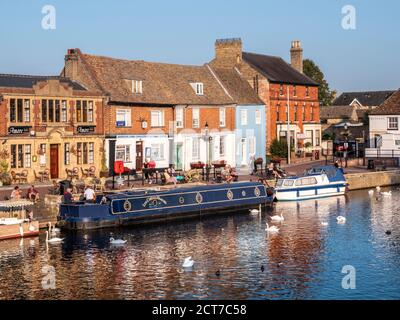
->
[269, 139, 288, 158]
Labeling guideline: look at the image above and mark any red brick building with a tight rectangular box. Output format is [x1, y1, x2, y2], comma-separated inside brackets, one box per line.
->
[62, 49, 237, 171]
[210, 39, 321, 155]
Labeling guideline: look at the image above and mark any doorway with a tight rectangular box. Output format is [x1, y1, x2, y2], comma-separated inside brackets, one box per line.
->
[136, 141, 143, 170]
[50, 144, 59, 179]
[241, 138, 247, 166]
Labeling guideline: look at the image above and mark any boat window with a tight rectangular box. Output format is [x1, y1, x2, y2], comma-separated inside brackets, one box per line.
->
[296, 177, 318, 186]
[283, 180, 294, 187]
[276, 179, 284, 187]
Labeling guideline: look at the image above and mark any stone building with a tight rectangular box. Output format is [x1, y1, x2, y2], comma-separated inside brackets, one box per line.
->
[210, 38, 321, 154]
[62, 49, 237, 172]
[0, 74, 104, 182]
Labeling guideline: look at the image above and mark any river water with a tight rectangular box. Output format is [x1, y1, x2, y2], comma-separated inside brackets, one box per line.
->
[1, 188, 400, 300]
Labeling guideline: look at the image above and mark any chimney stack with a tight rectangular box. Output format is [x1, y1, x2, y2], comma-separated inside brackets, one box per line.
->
[290, 40, 303, 74]
[214, 38, 242, 67]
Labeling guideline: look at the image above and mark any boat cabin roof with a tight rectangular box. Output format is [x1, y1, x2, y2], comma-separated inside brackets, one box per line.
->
[104, 181, 262, 200]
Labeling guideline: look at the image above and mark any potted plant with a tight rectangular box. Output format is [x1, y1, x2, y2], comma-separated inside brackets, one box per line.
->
[0, 159, 11, 186]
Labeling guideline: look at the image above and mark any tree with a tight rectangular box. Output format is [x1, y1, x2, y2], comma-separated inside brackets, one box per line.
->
[269, 139, 288, 159]
[303, 59, 336, 106]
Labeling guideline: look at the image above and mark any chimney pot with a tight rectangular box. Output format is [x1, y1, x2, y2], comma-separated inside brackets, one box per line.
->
[290, 40, 303, 74]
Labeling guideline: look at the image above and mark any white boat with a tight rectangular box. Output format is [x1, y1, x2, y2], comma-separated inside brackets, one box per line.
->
[274, 166, 347, 201]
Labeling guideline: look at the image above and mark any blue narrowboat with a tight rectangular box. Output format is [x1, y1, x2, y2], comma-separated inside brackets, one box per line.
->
[58, 182, 274, 230]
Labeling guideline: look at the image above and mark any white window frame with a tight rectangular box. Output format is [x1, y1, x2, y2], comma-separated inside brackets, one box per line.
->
[241, 109, 248, 126]
[151, 144, 165, 161]
[23, 100, 30, 122]
[116, 109, 132, 127]
[195, 83, 204, 95]
[219, 136, 226, 157]
[192, 108, 200, 128]
[255, 109, 261, 125]
[132, 80, 143, 94]
[388, 117, 398, 130]
[219, 107, 226, 127]
[175, 108, 184, 128]
[192, 137, 200, 160]
[151, 110, 165, 127]
[115, 145, 131, 163]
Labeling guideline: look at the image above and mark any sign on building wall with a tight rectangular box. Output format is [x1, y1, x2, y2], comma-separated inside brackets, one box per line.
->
[8, 126, 31, 135]
[77, 126, 96, 134]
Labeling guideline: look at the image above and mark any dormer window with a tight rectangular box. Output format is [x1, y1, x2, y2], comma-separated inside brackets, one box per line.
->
[132, 80, 143, 94]
[191, 82, 204, 95]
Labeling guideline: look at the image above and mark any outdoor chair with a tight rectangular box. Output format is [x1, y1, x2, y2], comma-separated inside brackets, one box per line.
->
[20, 170, 29, 184]
[81, 167, 89, 179]
[10, 171, 20, 184]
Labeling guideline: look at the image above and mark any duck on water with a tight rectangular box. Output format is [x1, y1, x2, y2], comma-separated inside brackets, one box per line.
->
[58, 182, 274, 230]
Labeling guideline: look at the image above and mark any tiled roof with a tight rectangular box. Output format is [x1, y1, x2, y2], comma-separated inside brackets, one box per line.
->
[333, 90, 395, 107]
[211, 68, 264, 105]
[242, 52, 319, 86]
[320, 105, 357, 120]
[0, 73, 87, 91]
[370, 90, 400, 115]
[79, 53, 234, 105]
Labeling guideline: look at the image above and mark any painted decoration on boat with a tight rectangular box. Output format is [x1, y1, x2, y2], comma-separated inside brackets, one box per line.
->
[227, 190, 234, 200]
[196, 192, 203, 204]
[143, 196, 167, 208]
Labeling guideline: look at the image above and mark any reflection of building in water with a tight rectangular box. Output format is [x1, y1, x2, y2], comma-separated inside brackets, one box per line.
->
[265, 197, 346, 298]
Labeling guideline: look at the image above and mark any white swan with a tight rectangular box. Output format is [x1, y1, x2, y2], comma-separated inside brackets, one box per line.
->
[45, 231, 64, 243]
[48, 222, 60, 235]
[182, 257, 195, 268]
[337, 216, 346, 224]
[376, 186, 381, 192]
[321, 222, 329, 227]
[265, 222, 280, 233]
[271, 213, 284, 222]
[368, 190, 374, 196]
[249, 204, 262, 214]
[110, 237, 127, 245]
[381, 191, 392, 196]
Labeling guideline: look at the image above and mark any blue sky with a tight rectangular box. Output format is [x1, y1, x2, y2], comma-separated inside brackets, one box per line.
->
[0, 0, 399, 93]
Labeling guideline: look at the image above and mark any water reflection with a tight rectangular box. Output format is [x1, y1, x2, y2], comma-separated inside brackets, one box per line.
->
[1, 189, 400, 300]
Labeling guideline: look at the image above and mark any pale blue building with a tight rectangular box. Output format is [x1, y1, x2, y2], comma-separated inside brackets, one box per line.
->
[212, 68, 266, 170]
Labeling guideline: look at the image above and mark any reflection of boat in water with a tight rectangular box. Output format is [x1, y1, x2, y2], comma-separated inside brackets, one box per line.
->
[0, 200, 39, 241]
[58, 182, 274, 230]
[274, 166, 347, 201]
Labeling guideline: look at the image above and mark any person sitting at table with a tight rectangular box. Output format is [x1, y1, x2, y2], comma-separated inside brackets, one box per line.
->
[229, 166, 239, 182]
[163, 169, 178, 187]
[83, 185, 96, 203]
[221, 165, 233, 183]
[27, 185, 40, 203]
[10, 186, 22, 200]
[63, 188, 74, 204]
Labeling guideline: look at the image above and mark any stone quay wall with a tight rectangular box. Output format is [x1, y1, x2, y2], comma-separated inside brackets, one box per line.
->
[345, 170, 400, 191]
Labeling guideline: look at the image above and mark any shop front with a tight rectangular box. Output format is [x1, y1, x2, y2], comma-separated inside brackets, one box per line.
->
[3, 126, 103, 183]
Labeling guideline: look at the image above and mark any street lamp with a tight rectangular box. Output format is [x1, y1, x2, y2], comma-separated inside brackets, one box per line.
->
[343, 123, 349, 168]
[204, 122, 212, 180]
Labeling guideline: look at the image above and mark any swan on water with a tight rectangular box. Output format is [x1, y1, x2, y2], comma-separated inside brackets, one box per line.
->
[109, 237, 127, 245]
[45, 231, 64, 243]
[182, 257, 195, 268]
[376, 186, 381, 192]
[321, 222, 329, 227]
[48, 222, 60, 234]
[368, 190, 374, 196]
[271, 213, 284, 222]
[249, 204, 262, 214]
[265, 222, 280, 233]
[381, 191, 392, 196]
[337, 216, 346, 224]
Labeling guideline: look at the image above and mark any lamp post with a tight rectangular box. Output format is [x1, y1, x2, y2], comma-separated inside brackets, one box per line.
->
[343, 123, 349, 168]
[204, 122, 212, 181]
